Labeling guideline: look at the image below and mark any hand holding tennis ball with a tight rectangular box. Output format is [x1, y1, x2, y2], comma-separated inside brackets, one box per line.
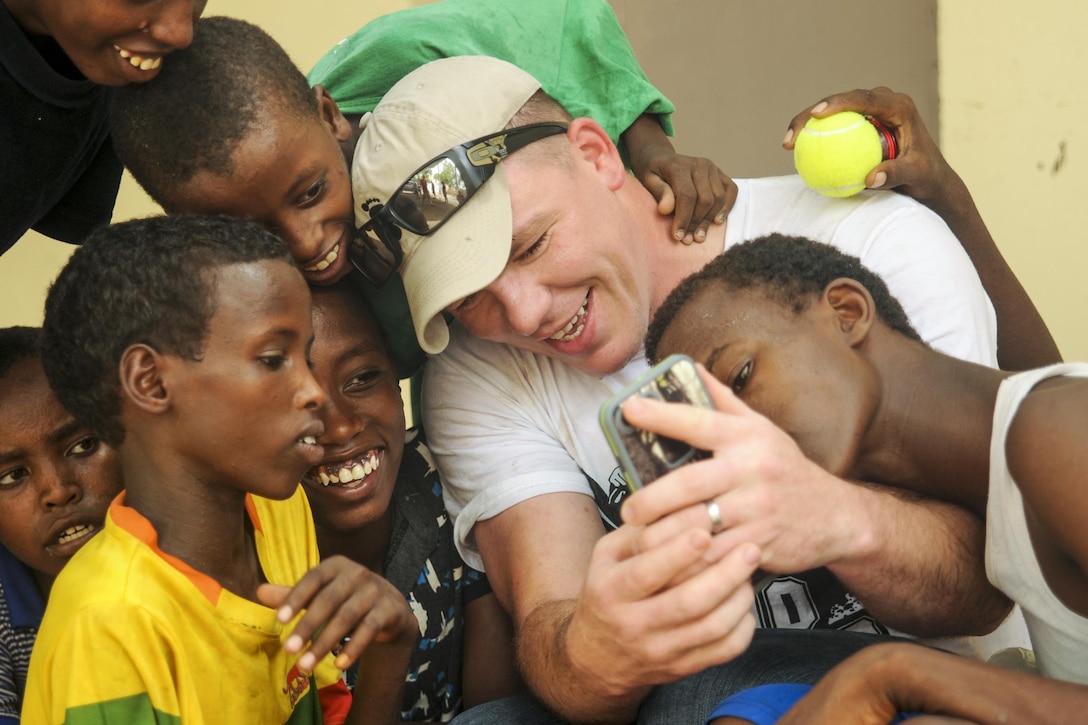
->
[794, 111, 898, 197]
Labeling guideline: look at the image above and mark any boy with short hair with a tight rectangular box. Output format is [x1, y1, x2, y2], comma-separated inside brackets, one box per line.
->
[25, 214, 416, 724]
[637, 232, 1088, 719]
[304, 281, 523, 720]
[0, 326, 122, 722]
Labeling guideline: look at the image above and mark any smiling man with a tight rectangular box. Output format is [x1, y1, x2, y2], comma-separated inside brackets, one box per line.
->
[347, 56, 1032, 724]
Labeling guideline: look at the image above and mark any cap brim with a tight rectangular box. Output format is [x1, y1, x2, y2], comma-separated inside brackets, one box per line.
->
[401, 164, 512, 354]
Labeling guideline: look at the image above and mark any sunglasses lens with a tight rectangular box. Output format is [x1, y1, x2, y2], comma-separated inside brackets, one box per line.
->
[350, 229, 398, 286]
[394, 157, 470, 235]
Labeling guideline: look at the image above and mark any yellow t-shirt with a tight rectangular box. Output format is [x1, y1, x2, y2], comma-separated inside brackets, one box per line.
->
[22, 489, 350, 724]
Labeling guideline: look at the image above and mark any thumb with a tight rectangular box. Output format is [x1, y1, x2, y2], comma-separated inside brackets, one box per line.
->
[643, 172, 676, 215]
[257, 583, 291, 609]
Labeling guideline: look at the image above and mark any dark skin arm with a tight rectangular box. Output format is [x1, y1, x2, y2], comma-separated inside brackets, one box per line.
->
[461, 591, 526, 708]
[622, 113, 736, 244]
[783, 87, 1061, 370]
[770, 642, 1088, 725]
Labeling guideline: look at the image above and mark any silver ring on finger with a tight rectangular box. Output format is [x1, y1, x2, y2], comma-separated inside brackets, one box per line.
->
[705, 499, 724, 534]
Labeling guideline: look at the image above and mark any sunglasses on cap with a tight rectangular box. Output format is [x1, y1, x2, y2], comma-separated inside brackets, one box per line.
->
[350, 122, 570, 287]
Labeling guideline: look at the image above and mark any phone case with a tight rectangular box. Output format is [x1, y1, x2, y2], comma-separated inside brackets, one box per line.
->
[599, 354, 714, 491]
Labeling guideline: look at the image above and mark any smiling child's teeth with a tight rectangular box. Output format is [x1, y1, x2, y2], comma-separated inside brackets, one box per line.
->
[57, 523, 94, 545]
[301, 435, 317, 445]
[304, 246, 340, 272]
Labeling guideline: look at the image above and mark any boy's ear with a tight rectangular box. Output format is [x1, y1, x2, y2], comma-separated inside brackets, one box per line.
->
[119, 344, 171, 416]
[823, 278, 875, 347]
[567, 117, 627, 191]
[313, 84, 353, 143]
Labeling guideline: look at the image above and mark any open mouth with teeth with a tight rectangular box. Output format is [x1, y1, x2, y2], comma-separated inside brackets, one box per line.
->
[308, 450, 381, 489]
[56, 523, 96, 546]
[304, 243, 341, 273]
[550, 294, 589, 342]
[114, 45, 162, 71]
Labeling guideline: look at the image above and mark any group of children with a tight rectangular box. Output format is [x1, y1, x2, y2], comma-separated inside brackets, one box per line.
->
[1, 0, 732, 722]
[5, 0, 1088, 723]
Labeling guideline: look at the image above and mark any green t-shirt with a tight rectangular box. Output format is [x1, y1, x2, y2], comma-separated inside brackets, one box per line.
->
[308, 0, 676, 380]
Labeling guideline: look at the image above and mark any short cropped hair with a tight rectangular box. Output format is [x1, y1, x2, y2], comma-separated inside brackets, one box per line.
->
[111, 16, 316, 209]
[505, 90, 575, 168]
[645, 233, 922, 362]
[41, 215, 295, 447]
[0, 327, 40, 380]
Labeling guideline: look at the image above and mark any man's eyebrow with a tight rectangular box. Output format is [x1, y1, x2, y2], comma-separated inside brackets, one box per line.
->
[510, 211, 553, 259]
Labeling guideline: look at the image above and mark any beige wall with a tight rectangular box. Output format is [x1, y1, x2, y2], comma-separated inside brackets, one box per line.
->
[3, 0, 1083, 363]
[939, 1, 1088, 361]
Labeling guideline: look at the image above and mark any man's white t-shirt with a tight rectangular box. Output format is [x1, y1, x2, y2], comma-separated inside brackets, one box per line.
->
[424, 175, 1017, 653]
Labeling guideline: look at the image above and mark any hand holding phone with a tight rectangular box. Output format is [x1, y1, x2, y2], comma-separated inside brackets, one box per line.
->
[600, 354, 714, 492]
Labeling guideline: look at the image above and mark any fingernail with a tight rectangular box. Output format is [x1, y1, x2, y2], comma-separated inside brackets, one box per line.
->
[277, 605, 293, 623]
[782, 128, 794, 145]
[285, 634, 303, 653]
[297, 652, 316, 672]
[870, 171, 887, 189]
[695, 229, 706, 241]
[715, 213, 727, 224]
[674, 230, 684, 241]
[812, 101, 828, 114]
[683, 233, 694, 244]
[334, 653, 350, 670]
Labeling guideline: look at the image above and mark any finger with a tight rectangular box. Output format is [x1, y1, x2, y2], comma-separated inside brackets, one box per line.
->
[783, 87, 905, 148]
[257, 583, 291, 609]
[713, 174, 738, 225]
[594, 524, 715, 603]
[669, 171, 699, 243]
[682, 163, 724, 242]
[639, 544, 760, 651]
[641, 171, 676, 217]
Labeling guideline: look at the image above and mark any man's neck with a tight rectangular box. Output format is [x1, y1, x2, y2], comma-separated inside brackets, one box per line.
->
[647, 213, 728, 319]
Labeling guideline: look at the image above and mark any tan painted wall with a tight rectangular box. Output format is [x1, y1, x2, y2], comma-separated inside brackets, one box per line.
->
[939, 1, 1087, 361]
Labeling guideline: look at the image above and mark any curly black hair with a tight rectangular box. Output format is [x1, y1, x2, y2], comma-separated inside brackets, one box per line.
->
[645, 233, 922, 362]
[0, 326, 40, 380]
[111, 16, 317, 210]
[41, 214, 295, 447]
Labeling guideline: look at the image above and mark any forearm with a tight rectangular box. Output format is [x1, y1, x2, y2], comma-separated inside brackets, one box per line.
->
[829, 484, 1011, 637]
[518, 599, 648, 725]
[871, 643, 1087, 723]
[918, 171, 1060, 369]
[621, 113, 674, 174]
[345, 639, 414, 725]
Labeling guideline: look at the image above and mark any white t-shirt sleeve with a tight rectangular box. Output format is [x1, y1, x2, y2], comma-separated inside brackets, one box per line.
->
[850, 200, 999, 367]
[422, 329, 596, 571]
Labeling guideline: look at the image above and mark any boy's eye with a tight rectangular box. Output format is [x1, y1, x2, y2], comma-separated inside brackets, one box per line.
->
[259, 354, 287, 370]
[0, 467, 29, 487]
[345, 369, 383, 392]
[300, 178, 326, 205]
[732, 361, 752, 395]
[65, 436, 100, 458]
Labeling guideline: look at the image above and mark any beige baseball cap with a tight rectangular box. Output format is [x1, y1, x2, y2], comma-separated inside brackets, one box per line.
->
[351, 56, 542, 355]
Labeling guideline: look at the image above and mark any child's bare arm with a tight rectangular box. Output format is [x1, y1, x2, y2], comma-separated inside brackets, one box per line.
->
[258, 556, 416, 725]
[461, 591, 524, 709]
[622, 114, 736, 245]
[776, 642, 1088, 724]
[783, 87, 1061, 371]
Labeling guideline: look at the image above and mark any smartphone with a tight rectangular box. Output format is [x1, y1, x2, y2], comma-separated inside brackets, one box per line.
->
[600, 354, 714, 492]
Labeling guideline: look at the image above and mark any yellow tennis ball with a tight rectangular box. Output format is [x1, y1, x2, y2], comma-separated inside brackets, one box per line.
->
[794, 111, 883, 198]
